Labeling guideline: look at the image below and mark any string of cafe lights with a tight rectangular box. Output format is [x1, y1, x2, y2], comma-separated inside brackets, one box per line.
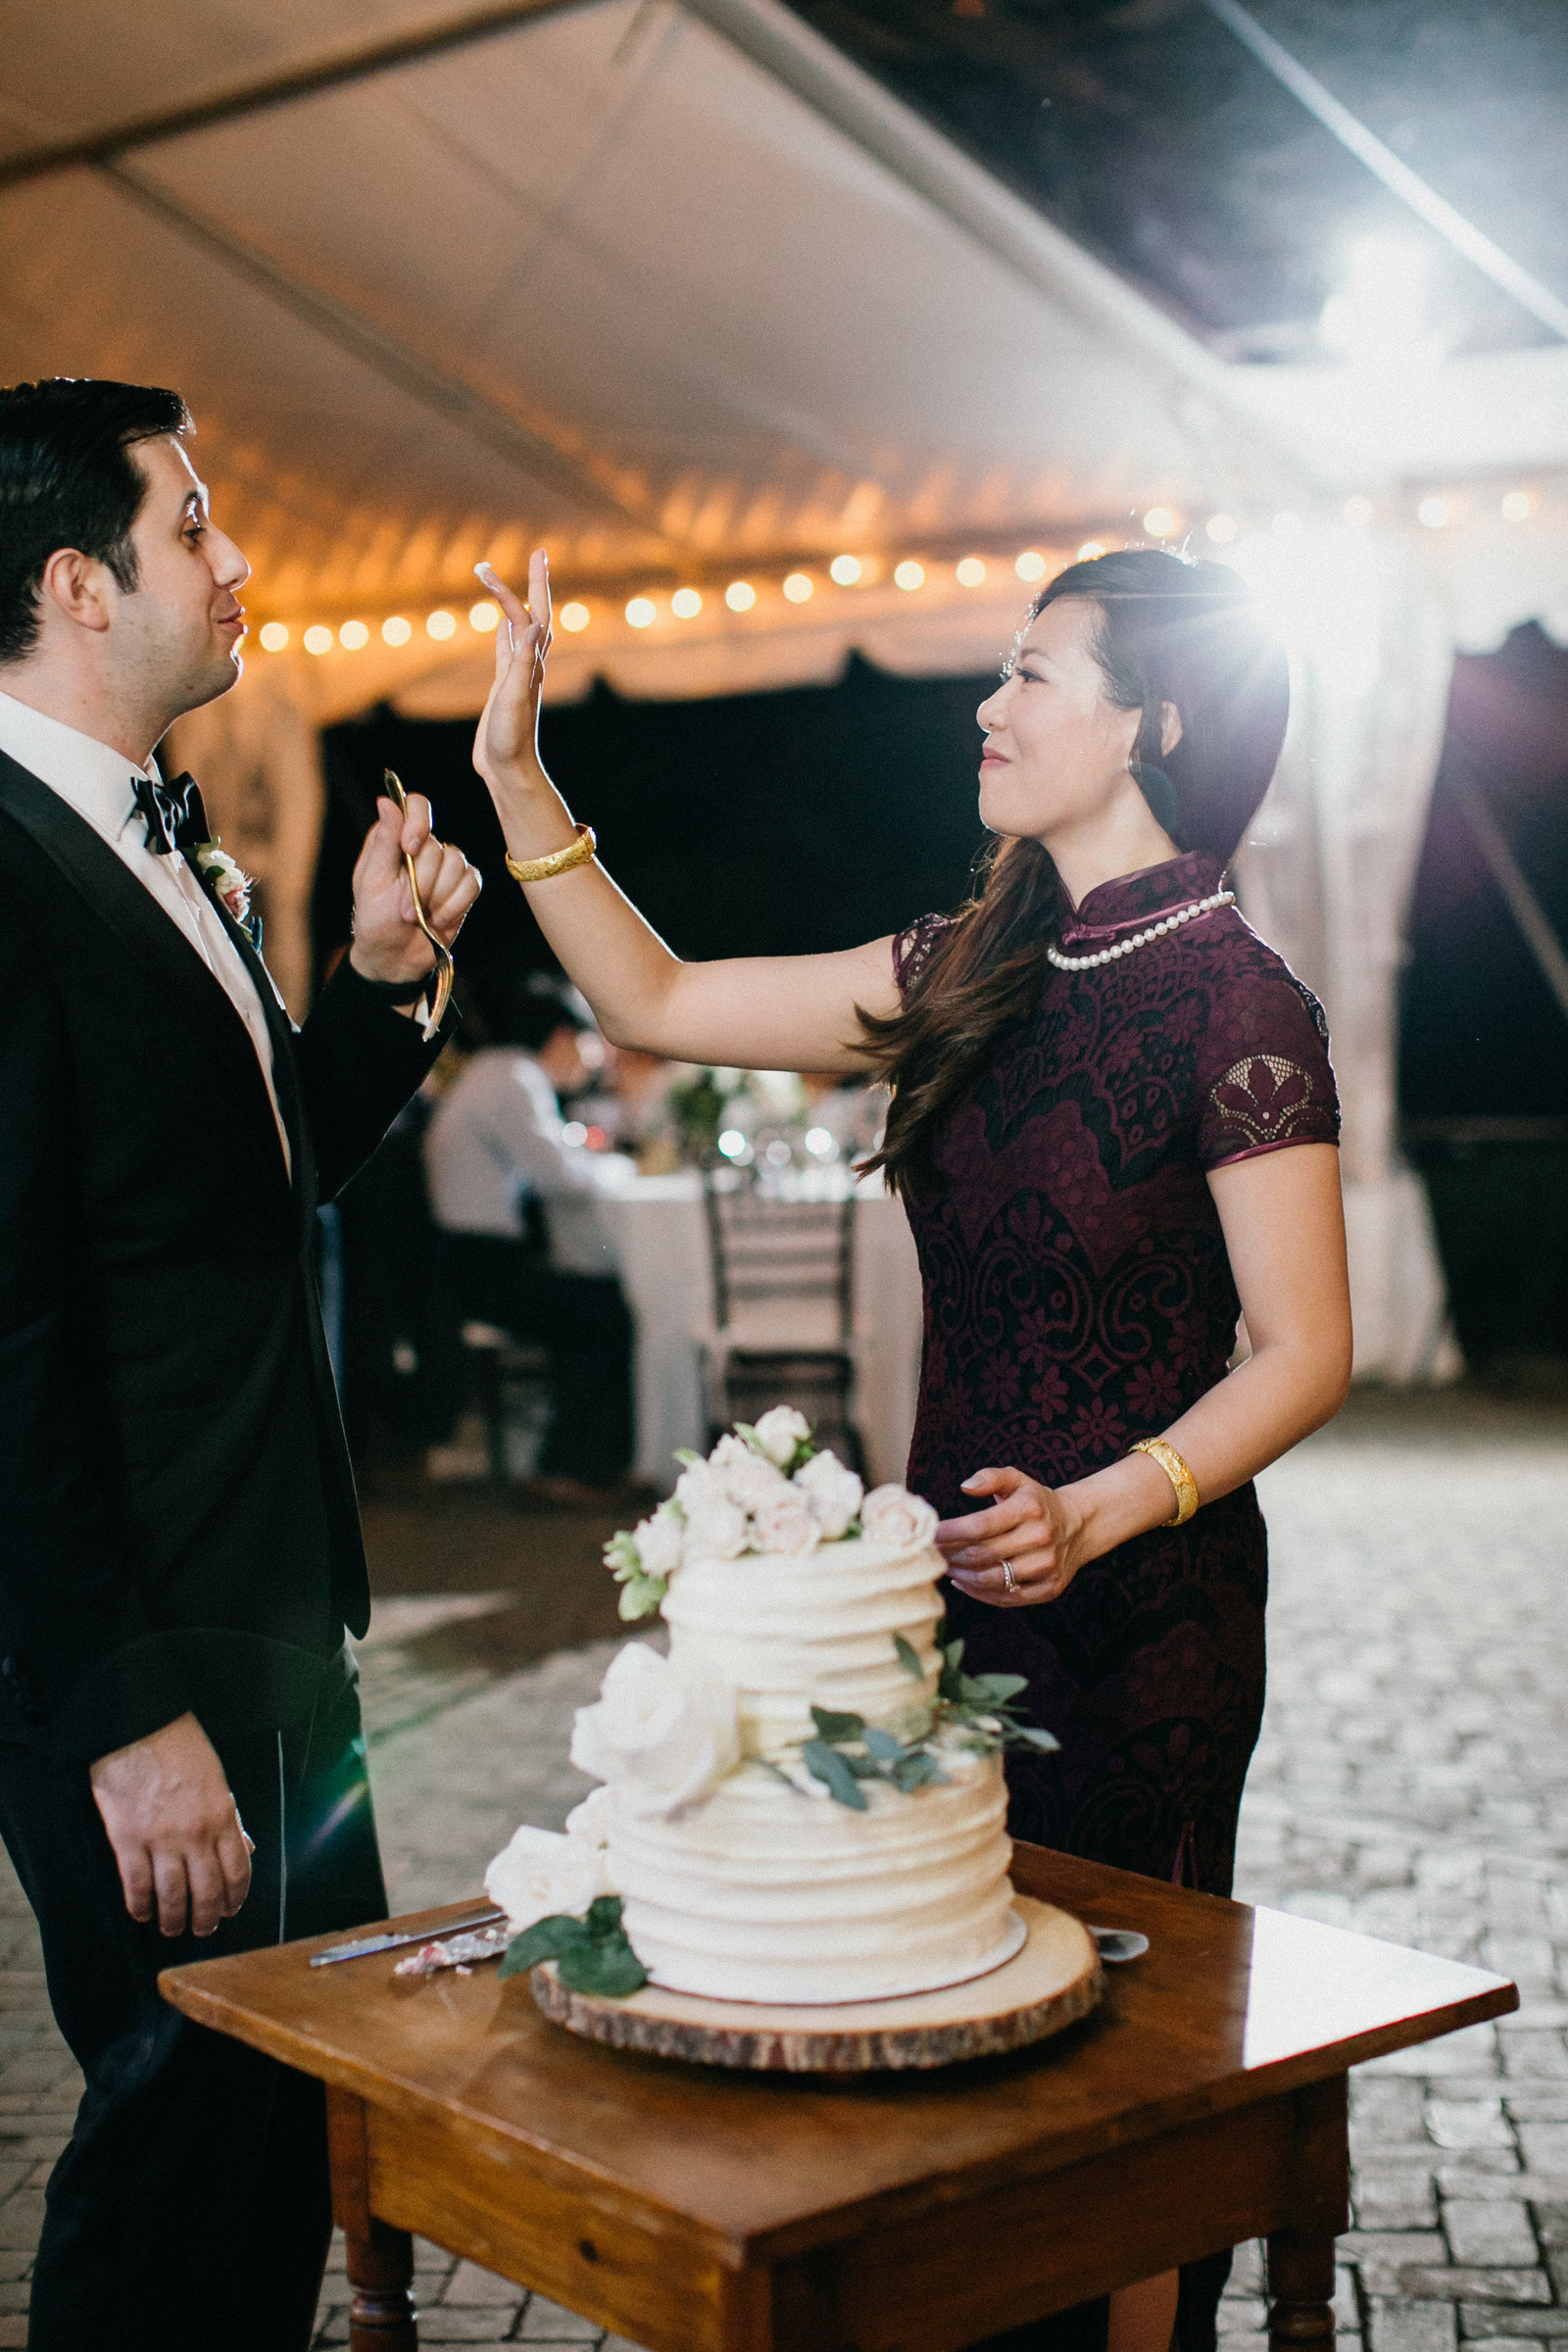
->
[252, 484, 1545, 656]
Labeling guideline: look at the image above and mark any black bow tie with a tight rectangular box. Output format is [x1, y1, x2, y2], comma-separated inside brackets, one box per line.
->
[132, 769, 210, 857]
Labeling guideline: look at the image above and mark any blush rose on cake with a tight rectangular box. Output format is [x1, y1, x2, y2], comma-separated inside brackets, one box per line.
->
[485, 1413, 1057, 2007]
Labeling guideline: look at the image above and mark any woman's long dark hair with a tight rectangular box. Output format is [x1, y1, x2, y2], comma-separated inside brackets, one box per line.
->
[858, 548, 1289, 1199]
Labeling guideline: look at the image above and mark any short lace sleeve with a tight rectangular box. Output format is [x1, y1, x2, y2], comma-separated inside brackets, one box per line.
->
[892, 912, 953, 1001]
[1197, 959, 1340, 1171]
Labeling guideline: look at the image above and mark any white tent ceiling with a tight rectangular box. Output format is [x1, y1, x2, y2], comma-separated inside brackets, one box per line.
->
[7, 0, 1567, 721]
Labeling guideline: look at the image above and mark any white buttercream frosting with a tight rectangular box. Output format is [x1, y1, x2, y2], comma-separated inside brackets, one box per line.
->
[610, 1748, 1022, 2004]
[660, 1537, 944, 1757]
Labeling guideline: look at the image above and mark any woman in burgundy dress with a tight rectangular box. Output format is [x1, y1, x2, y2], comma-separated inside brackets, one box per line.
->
[473, 545, 1352, 2352]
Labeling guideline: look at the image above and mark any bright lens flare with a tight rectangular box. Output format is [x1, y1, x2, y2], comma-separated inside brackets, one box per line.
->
[625, 597, 656, 628]
[894, 561, 925, 591]
[829, 555, 861, 586]
[426, 611, 457, 640]
[725, 581, 757, 612]
[782, 573, 813, 604]
[1014, 551, 1048, 581]
[1417, 496, 1449, 530]
[259, 621, 289, 652]
[1143, 507, 1176, 539]
[956, 557, 986, 587]
[303, 624, 332, 656]
[381, 614, 413, 645]
[339, 620, 369, 650]
[469, 600, 500, 632]
[1205, 514, 1238, 545]
[560, 602, 590, 632]
[671, 588, 703, 617]
[1500, 491, 1532, 522]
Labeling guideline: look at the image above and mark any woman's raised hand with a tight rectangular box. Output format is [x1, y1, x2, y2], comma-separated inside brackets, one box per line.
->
[936, 1464, 1085, 1608]
[473, 549, 552, 796]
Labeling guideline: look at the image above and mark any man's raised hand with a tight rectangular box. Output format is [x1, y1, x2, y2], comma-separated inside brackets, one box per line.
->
[349, 791, 480, 992]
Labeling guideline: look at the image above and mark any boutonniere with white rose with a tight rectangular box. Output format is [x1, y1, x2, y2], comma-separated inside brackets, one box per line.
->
[191, 839, 258, 939]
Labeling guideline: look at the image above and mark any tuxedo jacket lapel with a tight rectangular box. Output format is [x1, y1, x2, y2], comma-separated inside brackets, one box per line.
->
[0, 750, 291, 1198]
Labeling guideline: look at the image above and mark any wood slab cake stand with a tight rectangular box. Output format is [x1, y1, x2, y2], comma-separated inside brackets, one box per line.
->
[531, 1894, 1100, 2071]
[160, 1844, 1518, 2352]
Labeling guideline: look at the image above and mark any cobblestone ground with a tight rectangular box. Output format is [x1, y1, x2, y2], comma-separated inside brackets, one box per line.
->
[0, 1395, 1560, 2349]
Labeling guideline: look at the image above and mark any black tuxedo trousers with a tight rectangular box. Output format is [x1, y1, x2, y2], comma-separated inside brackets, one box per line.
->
[0, 1672, 385, 2351]
[0, 749, 450, 2342]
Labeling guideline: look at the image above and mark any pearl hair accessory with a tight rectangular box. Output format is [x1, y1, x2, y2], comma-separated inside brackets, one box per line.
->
[1047, 889, 1235, 971]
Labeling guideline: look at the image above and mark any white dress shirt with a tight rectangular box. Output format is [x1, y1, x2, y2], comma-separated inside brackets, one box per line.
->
[0, 688, 291, 1173]
[423, 1049, 615, 1276]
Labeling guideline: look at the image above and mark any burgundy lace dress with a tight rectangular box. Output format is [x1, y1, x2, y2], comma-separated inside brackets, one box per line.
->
[898, 849, 1340, 1899]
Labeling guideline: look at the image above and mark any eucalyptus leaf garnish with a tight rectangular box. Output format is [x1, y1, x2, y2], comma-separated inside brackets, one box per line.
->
[790, 1629, 1057, 1810]
[499, 1893, 649, 1997]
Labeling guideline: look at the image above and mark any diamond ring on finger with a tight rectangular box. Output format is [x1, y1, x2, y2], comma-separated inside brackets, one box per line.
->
[1001, 1559, 1017, 1592]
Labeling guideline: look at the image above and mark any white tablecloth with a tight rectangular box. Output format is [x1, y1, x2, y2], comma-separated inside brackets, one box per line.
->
[593, 1172, 924, 1491]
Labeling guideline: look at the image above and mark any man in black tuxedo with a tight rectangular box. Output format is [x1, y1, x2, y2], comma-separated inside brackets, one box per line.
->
[0, 377, 481, 2349]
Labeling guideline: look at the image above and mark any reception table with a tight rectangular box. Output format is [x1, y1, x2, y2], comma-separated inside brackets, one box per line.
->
[162, 1845, 1514, 2352]
[591, 1169, 924, 1490]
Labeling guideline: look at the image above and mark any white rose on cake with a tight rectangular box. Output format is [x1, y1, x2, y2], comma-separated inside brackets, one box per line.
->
[748, 1482, 820, 1555]
[483, 1823, 607, 1934]
[860, 1483, 940, 1550]
[570, 1643, 740, 1816]
[564, 1785, 614, 1852]
[749, 1405, 811, 1466]
[719, 1449, 792, 1512]
[794, 1447, 863, 1539]
[631, 1506, 684, 1581]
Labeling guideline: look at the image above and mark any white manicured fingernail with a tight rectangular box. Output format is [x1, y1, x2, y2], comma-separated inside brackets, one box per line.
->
[475, 563, 502, 587]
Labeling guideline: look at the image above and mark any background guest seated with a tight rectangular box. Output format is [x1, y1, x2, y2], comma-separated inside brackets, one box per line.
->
[423, 975, 634, 1505]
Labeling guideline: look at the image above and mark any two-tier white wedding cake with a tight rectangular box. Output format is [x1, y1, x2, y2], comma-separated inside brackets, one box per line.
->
[485, 1410, 1052, 2007]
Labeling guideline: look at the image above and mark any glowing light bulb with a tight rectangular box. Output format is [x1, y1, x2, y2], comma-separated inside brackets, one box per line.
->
[725, 581, 757, 612]
[258, 621, 289, 652]
[1077, 540, 1105, 562]
[956, 557, 987, 587]
[782, 573, 813, 603]
[1143, 507, 1177, 539]
[828, 555, 861, 586]
[338, 620, 369, 650]
[426, 611, 457, 640]
[1204, 514, 1238, 545]
[560, 602, 590, 631]
[381, 615, 412, 646]
[1417, 496, 1449, 529]
[625, 596, 656, 628]
[1342, 496, 1373, 528]
[894, 561, 925, 591]
[1014, 551, 1048, 581]
[469, 600, 500, 633]
[671, 588, 703, 617]
[303, 624, 333, 656]
[1500, 491, 1532, 523]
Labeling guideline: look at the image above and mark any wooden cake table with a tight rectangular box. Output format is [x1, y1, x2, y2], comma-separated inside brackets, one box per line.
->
[161, 1844, 1516, 2352]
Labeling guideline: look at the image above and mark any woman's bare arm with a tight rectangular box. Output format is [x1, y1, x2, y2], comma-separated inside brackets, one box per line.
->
[942, 1143, 1353, 1604]
[470, 553, 901, 1071]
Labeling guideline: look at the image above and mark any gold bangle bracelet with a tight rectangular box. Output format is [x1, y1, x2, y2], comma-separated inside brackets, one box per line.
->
[1129, 1437, 1200, 1527]
[505, 822, 596, 885]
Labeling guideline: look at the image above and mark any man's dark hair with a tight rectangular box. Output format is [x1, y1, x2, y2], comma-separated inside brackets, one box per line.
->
[0, 377, 191, 662]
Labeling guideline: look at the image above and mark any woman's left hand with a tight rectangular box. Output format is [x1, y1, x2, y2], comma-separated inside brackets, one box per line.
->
[936, 1466, 1083, 1608]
